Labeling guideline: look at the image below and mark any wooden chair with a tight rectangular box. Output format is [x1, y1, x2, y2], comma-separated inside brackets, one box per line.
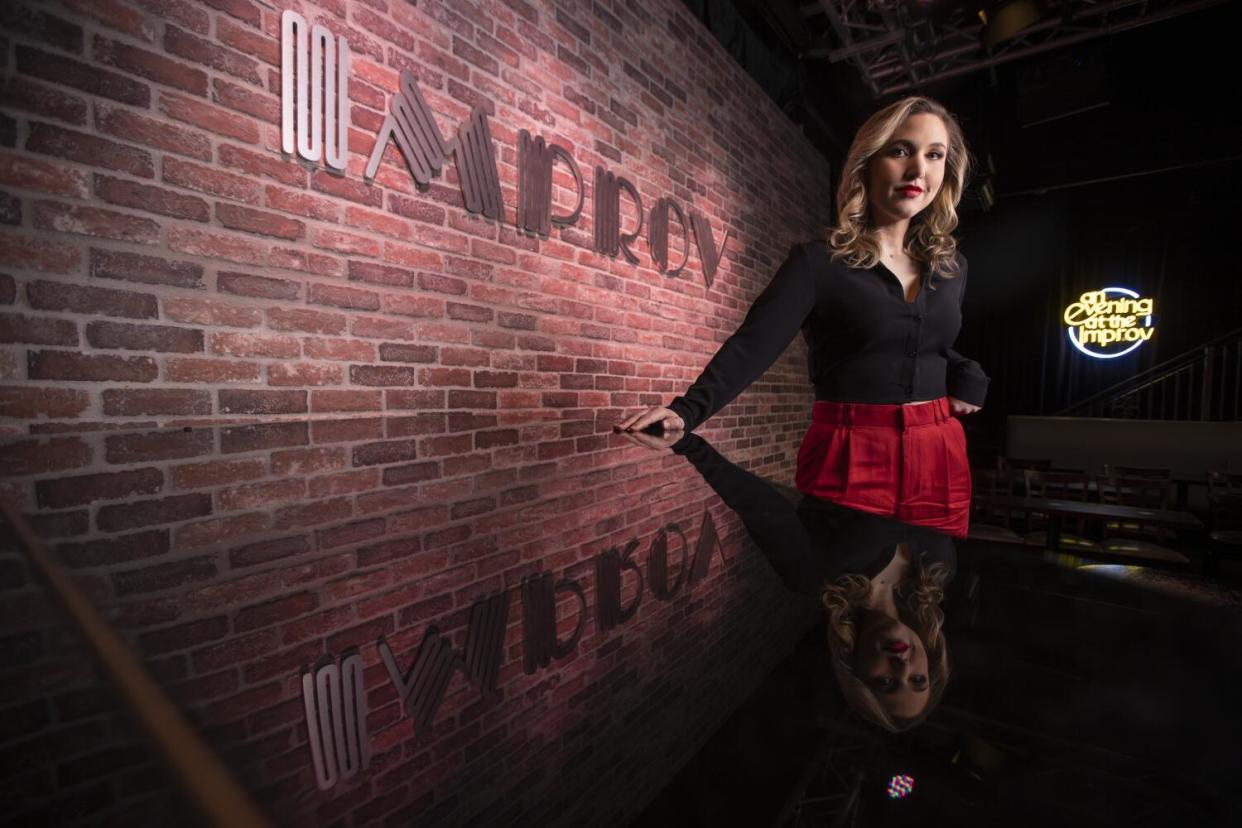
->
[968, 464, 1024, 544]
[1020, 469, 1101, 553]
[996, 457, 1051, 496]
[1205, 471, 1242, 570]
[1096, 470, 1188, 567]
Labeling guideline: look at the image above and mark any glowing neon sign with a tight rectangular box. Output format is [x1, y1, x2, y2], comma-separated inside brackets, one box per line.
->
[1063, 287, 1155, 359]
[887, 773, 914, 799]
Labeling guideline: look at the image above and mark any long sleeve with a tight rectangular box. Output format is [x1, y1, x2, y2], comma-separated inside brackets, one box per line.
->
[666, 243, 816, 432]
[945, 255, 990, 407]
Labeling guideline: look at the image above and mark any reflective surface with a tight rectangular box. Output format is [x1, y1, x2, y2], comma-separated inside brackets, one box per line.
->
[636, 430, 1242, 827]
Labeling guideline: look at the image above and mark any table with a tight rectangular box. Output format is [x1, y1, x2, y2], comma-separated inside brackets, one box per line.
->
[972, 494, 1204, 553]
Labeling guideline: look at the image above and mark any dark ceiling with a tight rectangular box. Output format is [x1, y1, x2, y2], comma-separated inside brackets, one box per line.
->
[681, 0, 1242, 217]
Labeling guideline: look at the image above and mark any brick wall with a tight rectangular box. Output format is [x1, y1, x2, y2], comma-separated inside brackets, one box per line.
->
[0, 0, 834, 825]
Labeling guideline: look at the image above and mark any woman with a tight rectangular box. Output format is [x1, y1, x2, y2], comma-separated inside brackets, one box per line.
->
[661, 428, 953, 730]
[615, 96, 988, 539]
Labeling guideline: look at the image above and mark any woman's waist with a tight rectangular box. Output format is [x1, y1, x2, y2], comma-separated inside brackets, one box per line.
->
[810, 395, 951, 426]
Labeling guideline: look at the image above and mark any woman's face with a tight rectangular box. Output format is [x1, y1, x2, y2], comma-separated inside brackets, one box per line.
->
[865, 112, 950, 227]
[855, 608, 930, 719]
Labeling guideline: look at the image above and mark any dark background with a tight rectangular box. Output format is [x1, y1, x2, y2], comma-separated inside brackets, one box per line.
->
[683, 0, 1242, 447]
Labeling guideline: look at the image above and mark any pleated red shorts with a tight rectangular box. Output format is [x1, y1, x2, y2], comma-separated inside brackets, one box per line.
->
[794, 396, 972, 539]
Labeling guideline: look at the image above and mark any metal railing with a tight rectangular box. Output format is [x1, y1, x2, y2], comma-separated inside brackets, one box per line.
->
[1057, 326, 1242, 420]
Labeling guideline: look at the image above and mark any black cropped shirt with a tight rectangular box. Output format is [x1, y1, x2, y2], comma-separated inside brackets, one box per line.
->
[666, 239, 990, 432]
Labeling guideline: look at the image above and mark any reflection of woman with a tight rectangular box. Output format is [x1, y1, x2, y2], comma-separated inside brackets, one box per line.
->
[669, 430, 954, 731]
[616, 96, 989, 539]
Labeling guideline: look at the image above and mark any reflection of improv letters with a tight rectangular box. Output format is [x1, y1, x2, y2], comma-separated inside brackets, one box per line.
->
[593, 166, 644, 264]
[378, 591, 509, 739]
[650, 197, 690, 277]
[648, 522, 690, 600]
[520, 572, 587, 674]
[365, 70, 502, 220]
[595, 538, 644, 633]
[689, 210, 730, 289]
[517, 129, 584, 237]
[280, 10, 349, 172]
[301, 652, 370, 791]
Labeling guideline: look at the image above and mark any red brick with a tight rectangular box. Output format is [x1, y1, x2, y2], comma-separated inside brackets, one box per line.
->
[379, 344, 437, 363]
[35, 467, 163, 508]
[29, 350, 157, 382]
[216, 16, 279, 66]
[218, 389, 306, 415]
[352, 439, 418, 467]
[210, 332, 300, 359]
[170, 458, 264, 490]
[133, 0, 209, 33]
[101, 388, 211, 417]
[86, 320, 203, 353]
[97, 492, 212, 532]
[215, 203, 305, 240]
[26, 122, 153, 178]
[263, 185, 340, 222]
[163, 297, 262, 328]
[55, 529, 169, 568]
[212, 77, 279, 123]
[308, 468, 379, 497]
[0, 436, 91, 477]
[168, 226, 267, 266]
[351, 365, 420, 386]
[163, 156, 261, 203]
[219, 144, 305, 188]
[308, 282, 380, 311]
[93, 35, 207, 95]
[311, 169, 382, 207]
[15, 45, 150, 107]
[104, 428, 213, 462]
[0, 234, 80, 273]
[271, 498, 353, 531]
[216, 270, 300, 300]
[164, 25, 261, 84]
[269, 446, 345, 476]
[97, 104, 212, 162]
[351, 316, 415, 340]
[175, 512, 270, 549]
[215, 478, 305, 512]
[235, 594, 317, 638]
[229, 535, 309, 568]
[302, 337, 375, 361]
[310, 389, 383, 412]
[0, 151, 88, 198]
[113, 555, 217, 596]
[90, 248, 205, 289]
[166, 357, 260, 384]
[312, 228, 382, 257]
[94, 175, 209, 222]
[29, 280, 157, 318]
[138, 615, 230, 655]
[0, 386, 88, 418]
[266, 308, 346, 335]
[159, 91, 260, 144]
[381, 293, 443, 318]
[0, 313, 77, 346]
[267, 362, 342, 386]
[310, 417, 384, 445]
[33, 201, 160, 245]
[347, 260, 417, 288]
[1, 76, 88, 126]
[220, 421, 308, 454]
[61, 0, 154, 42]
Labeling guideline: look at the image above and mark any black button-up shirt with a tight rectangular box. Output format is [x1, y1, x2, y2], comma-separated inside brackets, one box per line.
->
[666, 239, 989, 432]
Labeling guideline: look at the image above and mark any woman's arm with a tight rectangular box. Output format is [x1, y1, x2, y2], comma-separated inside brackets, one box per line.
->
[666, 242, 817, 432]
[945, 254, 989, 408]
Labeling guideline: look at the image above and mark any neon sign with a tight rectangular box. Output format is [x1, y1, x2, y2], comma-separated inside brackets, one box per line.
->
[1063, 287, 1155, 359]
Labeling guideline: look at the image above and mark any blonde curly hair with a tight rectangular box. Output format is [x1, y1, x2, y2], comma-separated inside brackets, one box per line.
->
[820, 548, 952, 732]
[826, 95, 973, 284]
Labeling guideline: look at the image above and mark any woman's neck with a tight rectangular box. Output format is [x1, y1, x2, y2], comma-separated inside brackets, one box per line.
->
[872, 219, 912, 260]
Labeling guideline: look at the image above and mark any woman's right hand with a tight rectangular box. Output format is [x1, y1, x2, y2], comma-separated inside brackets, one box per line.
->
[614, 406, 686, 435]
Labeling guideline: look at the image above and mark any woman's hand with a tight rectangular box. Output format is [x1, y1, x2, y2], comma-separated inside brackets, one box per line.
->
[948, 396, 981, 416]
[614, 406, 686, 435]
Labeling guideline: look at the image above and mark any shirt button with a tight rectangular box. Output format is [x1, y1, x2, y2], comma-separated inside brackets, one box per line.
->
[913, 314, 923, 322]
[908, 350, 917, 357]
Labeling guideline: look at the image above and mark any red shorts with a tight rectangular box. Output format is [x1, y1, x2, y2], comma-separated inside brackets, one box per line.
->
[794, 396, 972, 539]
